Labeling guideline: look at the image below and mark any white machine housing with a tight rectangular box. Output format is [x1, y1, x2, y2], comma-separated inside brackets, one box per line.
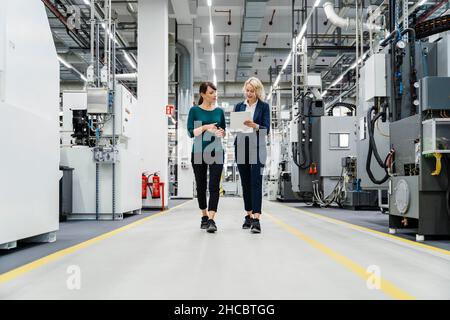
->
[60, 84, 142, 220]
[0, 1, 60, 248]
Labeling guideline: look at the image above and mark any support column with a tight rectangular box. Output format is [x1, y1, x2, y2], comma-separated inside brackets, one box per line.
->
[138, 0, 169, 208]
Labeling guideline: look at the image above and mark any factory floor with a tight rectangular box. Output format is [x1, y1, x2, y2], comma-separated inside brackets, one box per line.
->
[0, 198, 449, 300]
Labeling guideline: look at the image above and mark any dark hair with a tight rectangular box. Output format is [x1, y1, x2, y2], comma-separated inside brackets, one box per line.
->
[198, 82, 217, 105]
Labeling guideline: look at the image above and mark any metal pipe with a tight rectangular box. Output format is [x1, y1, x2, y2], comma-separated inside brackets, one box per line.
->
[115, 73, 138, 80]
[90, 0, 95, 69]
[96, 22, 100, 87]
[111, 2, 116, 221]
[323, 1, 383, 33]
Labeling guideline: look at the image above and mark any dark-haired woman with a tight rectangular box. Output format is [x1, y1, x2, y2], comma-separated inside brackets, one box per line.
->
[187, 82, 226, 233]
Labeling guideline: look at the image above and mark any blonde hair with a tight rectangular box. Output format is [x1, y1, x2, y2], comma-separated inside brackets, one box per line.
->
[243, 77, 265, 101]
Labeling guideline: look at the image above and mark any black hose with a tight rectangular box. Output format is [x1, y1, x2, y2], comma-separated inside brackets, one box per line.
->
[366, 106, 390, 185]
[327, 102, 356, 116]
[446, 155, 450, 218]
[380, 27, 416, 47]
[379, 29, 397, 47]
[292, 143, 301, 168]
[401, 28, 416, 42]
[368, 111, 386, 167]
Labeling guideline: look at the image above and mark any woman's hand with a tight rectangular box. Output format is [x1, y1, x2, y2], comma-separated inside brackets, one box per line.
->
[193, 123, 217, 137]
[243, 120, 258, 129]
[214, 128, 225, 138]
[203, 123, 218, 132]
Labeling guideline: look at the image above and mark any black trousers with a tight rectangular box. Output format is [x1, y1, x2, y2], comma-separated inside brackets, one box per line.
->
[191, 153, 224, 212]
[235, 138, 266, 214]
[237, 162, 264, 214]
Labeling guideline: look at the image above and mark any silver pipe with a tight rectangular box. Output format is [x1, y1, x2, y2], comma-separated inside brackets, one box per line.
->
[90, 0, 95, 69]
[112, 19, 116, 220]
[322, 1, 383, 33]
[115, 73, 138, 80]
[96, 22, 100, 87]
[108, 0, 112, 86]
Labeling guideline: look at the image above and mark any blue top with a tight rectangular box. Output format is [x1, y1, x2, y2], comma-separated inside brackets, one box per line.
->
[187, 105, 226, 154]
[233, 99, 271, 164]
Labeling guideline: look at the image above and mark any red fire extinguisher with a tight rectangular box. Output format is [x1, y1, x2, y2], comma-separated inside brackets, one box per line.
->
[142, 173, 149, 199]
[151, 173, 161, 199]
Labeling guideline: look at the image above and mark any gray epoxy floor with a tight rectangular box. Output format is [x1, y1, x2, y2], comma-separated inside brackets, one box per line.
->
[0, 198, 449, 300]
[0, 199, 188, 274]
[283, 203, 450, 251]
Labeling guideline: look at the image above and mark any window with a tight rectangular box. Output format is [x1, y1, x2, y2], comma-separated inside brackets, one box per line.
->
[329, 133, 350, 149]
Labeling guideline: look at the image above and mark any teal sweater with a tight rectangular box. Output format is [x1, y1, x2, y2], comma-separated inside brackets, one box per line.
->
[187, 106, 226, 153]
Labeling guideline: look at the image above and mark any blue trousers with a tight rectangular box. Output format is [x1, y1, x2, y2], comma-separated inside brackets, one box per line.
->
[237, 162, 264, 214]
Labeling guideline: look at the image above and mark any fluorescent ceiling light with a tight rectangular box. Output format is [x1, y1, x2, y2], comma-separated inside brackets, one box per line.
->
[313, 0, 321, 8]
[58, 55, 87, 82]
[211, 53, 216, 70]
[267, 86, 273, 101]
[57, 56, 72, 69]
[331, 75, 344, 87]
[101, 23, 120, 45]
[207, 0, 212, 6]
[213, 73, 217, 86]
[123, 51, 136, 70]
[273, 74, 281, 88]
[83, 0, 90, 5]
[209, 22, 214, 44]
[281, 54, 292, 72]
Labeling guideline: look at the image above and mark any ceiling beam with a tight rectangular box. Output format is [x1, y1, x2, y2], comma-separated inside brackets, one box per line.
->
[171, 0, 192, 24]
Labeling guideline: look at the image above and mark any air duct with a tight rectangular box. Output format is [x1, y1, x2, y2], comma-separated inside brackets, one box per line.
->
[169, 34, 176, 78]
[323, 1, 382, 33]
[175, 42, 192, 92]
[236, 0, 270, 81]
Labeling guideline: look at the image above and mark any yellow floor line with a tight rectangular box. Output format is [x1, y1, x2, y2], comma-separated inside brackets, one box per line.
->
[269, 201, 450, 257]
[264, 210, 416, 300]
[0, 200, 193, 285]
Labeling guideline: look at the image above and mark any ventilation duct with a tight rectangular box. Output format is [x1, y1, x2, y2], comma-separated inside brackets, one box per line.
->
[236, 0, 270, 82]
[169, 34, 176, 77]
[175, 42, 192, 92]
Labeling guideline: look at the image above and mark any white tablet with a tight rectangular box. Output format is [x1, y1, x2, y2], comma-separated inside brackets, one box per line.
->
[230, 111, 253, 132]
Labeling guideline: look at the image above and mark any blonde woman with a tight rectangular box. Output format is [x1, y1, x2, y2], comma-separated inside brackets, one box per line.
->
[233, 77, 270, 233]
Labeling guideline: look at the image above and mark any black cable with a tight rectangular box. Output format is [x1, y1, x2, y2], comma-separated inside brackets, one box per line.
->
[446, 155, 450, 217]
[326, 102, 356, 116]
[299, 96, 313, 169]
[369, 111, 386, 167]
[400, 28, 416, 42]
[292, 143, 301, 168]
[366, 106, 390, 184]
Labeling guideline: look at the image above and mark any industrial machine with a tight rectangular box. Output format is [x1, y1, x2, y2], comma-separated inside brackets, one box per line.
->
[60, 84, 142, 220]
[354, 18, 450, 239]
[386, 33, 450, 240]
[59, 3, 142, 220]
[271, 26, 380, 209]
[0, 1, 60, 249]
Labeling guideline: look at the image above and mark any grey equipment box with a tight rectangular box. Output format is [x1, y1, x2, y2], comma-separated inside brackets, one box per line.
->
[59, 166, 74, 222]
[419, 77, 450, 111]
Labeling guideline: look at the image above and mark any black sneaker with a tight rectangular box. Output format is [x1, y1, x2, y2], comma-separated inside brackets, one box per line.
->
[242, 215, 252, 229]
[206, 219, 217, 233]
[200, 216, 209, 229]
[250, 219, 261, 234]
